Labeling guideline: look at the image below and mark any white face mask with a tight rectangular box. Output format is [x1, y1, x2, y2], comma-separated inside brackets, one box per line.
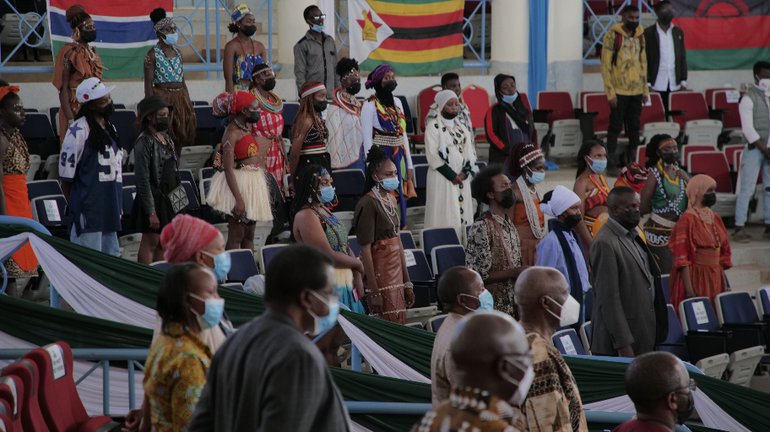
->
[501, 358, 535, 406]
[544, 295, 581, 327]
[758, 78, 770, 95]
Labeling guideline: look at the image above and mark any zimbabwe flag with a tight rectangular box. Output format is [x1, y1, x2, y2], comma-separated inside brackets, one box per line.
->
[672, 0, 770, 70]
[357, 0, 464, 75]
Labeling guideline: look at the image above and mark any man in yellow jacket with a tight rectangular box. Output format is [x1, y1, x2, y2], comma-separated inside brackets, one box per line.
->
[601, 5, 649, 174]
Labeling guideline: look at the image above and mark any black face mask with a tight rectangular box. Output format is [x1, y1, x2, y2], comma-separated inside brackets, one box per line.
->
[262, 78, 276, 91]
[618, 209, 641, 230]
[624, 21, 639, 32]
[314, 101, 328, 112]
[245, 110, 260, 123]
[95, 102, 115, 119]
[702, 192, 717, 208]
[563, 213, 582, 229]
[658, 10, 674, 25]
[346, 82, 362, 95]
[660, 151, 679, 164]
[676, 392, 694, 425]
[497, 189, 515, 209]
[155, 117, 169, 132]
[80, 30, 97, 43]
[441, 111, 458, 120]
[382, 80, 398, 93]
[241, 25, 257, 37]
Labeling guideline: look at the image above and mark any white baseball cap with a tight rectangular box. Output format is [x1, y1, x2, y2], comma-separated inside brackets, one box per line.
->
[75, 77, 115, 104]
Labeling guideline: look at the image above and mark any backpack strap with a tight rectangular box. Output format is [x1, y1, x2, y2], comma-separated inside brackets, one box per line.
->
[611, 32, 623, 67]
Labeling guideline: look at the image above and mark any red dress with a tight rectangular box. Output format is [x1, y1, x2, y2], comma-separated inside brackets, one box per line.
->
[668, 210, 732, 308]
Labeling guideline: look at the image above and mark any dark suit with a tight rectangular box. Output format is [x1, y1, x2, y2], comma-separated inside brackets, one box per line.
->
[644, 24, 687, 112]
[589, 218, 667, 356]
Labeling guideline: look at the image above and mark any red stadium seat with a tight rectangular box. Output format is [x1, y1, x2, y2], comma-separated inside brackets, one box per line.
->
[537, 91, 574, 126]
[682, 145, 717, 169]
[461, 84, 491, 131]
[636, 146, 648, 166]
[582, 92, 611, 134]
[25, 342, 117, 432]
[723, 144, 744, 171]
[2, 359, 49, 432]
[711, 89, 742, 130]
[641, 92, 666, 126]
[0, 375, 22, 432]
[519, 92, 533, 112]
[670, 91, 710, 129]
[412, 85, 441, 144]
[705, 87, 733, 109]
[688, 151, 733, 193]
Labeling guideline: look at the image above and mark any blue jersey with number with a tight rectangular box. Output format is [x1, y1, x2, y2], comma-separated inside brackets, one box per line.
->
[59, 117, 123, 234]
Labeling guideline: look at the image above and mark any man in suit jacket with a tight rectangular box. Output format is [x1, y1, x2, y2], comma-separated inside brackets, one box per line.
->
[644, 0, 687, 113]
[590, 186, 667, 357]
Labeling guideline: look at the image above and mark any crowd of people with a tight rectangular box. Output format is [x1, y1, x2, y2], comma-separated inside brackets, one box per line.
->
[0, 1, 764, 431]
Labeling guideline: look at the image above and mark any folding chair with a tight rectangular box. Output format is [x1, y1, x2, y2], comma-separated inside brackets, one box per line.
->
[20, 112, 57, 159]
[119, 233, 142, 261]
[181, 181, 200, 212]
[411, 154, 427, 165]
[331, 169, 365, 212]
[405, 248, 436, 307]
[227, 249, 260, 282]
[579, 321, 593, 353]
[0, 375, 23, 432]
[111, 110, 138, 153]
[715, 292, 768, 346]
[30, 195, 68, 237]
[536, 91, 574, 127]
[178, 146, 214, 172]
[549, 119, 582, 159]
[722, 144, 744, 172]
[582, 92, 611, 135]
[711, 89, 742, 130]
[282, 102, 300, 138]
[396, 95, 416, 135]
[669, 91, 710, 129]
[121, 172, 136, 187]
[413, 85, 441, 143]
[26, 179, 62, 201]
[758, 287, 770, 320]
[399, 231, 417, 249]
[430, 244, 466, 277]
[552, 328, 588, 355]
[27, 154, 41, 181]
[2, 359, 48, 432]
[426, 314, 448, 333]
[347, 236, 361, 257]
[684, 119, 723, 147]
[421, 227, 461, 261]
[260, 244, 287, 273]
[461, 84, 491, 133]
[640, 93, 667, 127]
[150, 261, 170, 272]
[194, 105, 220, 146]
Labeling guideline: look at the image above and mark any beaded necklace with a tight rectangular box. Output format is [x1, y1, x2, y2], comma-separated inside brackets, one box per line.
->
[372, 187, 398, 236]
[515, 176, 546, 239]
[254, 90, 283, 114]
[334, 88, 361, 116]
[653, 161, 687, 216]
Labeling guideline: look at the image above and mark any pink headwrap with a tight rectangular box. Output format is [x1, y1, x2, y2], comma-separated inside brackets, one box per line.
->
[365, 64, 393, 89]
[212, 92, 233, 118]
[160, 214, 220, 263]
[231, 91, 256, 115]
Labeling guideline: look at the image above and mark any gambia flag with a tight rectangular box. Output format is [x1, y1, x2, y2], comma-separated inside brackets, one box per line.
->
[671, 0, 770, 70]
[349, 0, 464, 75]
[48, 0, 172, 79]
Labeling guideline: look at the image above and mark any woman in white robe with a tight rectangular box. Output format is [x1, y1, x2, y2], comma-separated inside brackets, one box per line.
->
[424, 90, 477, 238]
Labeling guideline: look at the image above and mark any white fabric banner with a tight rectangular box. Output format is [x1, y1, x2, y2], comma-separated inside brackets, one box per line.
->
[348, 0, 394, 61]
[351, 421, 375, 432]
[318, 0, 335, 43]
[338, 316, 430, 384]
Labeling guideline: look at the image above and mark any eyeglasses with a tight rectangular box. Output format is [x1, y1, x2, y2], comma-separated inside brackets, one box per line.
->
[680, 379, 697, 392]
[310, 14, 326, 21]
[79, 24, 96, 31]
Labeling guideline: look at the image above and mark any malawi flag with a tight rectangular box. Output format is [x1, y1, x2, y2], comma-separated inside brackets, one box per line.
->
[351, 0, 464, 75]
[48, 0, 172, 79]
[671, 0, 770, 70]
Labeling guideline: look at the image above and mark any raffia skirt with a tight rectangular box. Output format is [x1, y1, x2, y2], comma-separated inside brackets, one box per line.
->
[153, 86, 197, 152]
[206, 166, 273, 223]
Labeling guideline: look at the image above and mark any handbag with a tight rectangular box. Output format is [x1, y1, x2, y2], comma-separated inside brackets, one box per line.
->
[166, 184, 189, 214]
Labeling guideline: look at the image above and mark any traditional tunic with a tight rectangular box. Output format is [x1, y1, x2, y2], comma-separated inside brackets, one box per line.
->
[52, 43, 104, 140]
[1, 128, 37, 278]
[231, 39, 265, 91]
[643, 163, 688, 274]
[425, 100, 473, 136]
[295, 114, 331, 182]
[250, 89, 286, 188]
[513, 177, 546, 267]
[668, 210, 732, 308]
[514, 333, 588, 432]
[424, 117, 476, 237]
[144, 323, 211, 432]
[466, 212, 523, 319]
[326, 88, 364, 170]
[430, 312, 463, 406]
[149, 44, 196, 152]
[413, 386, 523, 432]
[582, 174, 610, 237]
[354, 192, 407, 324]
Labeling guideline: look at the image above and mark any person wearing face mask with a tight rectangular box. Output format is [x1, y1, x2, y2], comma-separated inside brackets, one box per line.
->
[59, 78, 123, 256]
[207, 91, 274, 250]
[143, 263, 220, 432]
[292, 165, 365, 314]
[361, 64, 416, 229]
[430, 267, 492, 407]
[573, 141, 611, 244]
[536, 187, 591, 325]
[413, 311, 533, 432]
[424, 90, 477, 237]
[224, 3, 268, 92]
[52, 4, 104, 141]
[644, 0, 687, 114]
[144, 8, 196, 155]
[294, 5, 339, 98]
[354, 146, 415, 324]
[189, 245, 352, 431]
[485, 74, 536, 165]
[733, 60, 770, 243]
[668, 175, 732, 308]
[289, 81, 332, 188]
[590, 187, 668, 357]
[425, 73, 473, 133]
[249, 63, 288, 193]
[615, 352, 695, 432]
[513, 267, 588, 432]
[640, 134, 689, 274]
[326, 57, 365, 171]
[509, 142, 547, 266]
[467, 165, 525, 319]
[601, 5, 649, 173]
[132, 96, 182, 264]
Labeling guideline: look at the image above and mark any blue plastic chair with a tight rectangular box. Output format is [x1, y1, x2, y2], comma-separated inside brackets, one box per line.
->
[431, 244, 466, 276]
[421, 227, 461, 261]
[227, 249, 260, 282]
[552, 328, 587, 355]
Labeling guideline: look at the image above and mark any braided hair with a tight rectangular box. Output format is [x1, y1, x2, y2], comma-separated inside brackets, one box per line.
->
[645, 134, 673, 168]
[364, 145, 391, 191]
[290, 164, 327, 220]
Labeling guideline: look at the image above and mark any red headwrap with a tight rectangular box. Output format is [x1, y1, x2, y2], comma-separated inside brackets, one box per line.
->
[160, 214, 220, 263]
[231, 91, 256, 115]
[0, 85, 20, 102]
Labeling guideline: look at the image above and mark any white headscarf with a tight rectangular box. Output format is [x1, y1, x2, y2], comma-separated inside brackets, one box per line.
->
[434, 89, 458, 113]
[540, 185, 581, 217]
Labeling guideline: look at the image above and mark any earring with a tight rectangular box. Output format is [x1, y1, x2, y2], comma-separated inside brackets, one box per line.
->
[307, 196, 312, 204]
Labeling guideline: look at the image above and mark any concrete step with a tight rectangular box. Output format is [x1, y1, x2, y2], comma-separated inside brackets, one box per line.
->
[726, 264, 770, 295]
[730, 242, 770, 267]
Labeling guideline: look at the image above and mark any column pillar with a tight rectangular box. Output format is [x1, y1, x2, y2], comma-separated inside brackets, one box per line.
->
[547, 0, 583, 95]
[490, 0, 529, 92]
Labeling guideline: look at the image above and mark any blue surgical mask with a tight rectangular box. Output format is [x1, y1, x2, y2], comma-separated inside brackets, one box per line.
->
[380, 176, 400, 191]
[190, 294, 226, 329]
[311, 23, 325, 33]
[203, 251, 231, 282]
[308, 290, 340, 336]
[502, 92, 518, 105]
[163, 32, 179, 45]
[528, 170, 546, 184]
[589, 158, 607, 174]
[479, 289, 494, 311]
[319, 185, 336, 204]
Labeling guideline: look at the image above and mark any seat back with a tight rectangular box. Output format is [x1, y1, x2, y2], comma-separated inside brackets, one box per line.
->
[519, 92, 532, 112]
[670, 91, 709, 128]
[26, 179, 63, 201]
[331, 169, 365, 212]
[583, 92, 611, 134]
[722, 144, 744, 171]
[657, 305, 688, 360]
[716, 291, 760, 325]
[2, 360, 48, 432]
[25, 342, 88, 431]
[584, 288, 593, 322]
[636, 146, 648, 165]
[641, 121, 680, 146]
[410, 164, 429, 207]
[549, 119, 582, 159]
[427, 314, 448, 333]
[684, 119, 723, 147]
[0, 375, 23, 431]
[552, 329, 587, 355]
[122, 185, 137, 218]
[199, 166, 216, 181]
[405, 248, 434, 281]
[27, 154, 42, 182]
[399, 231, 417, 249]
[712, 89, 741, 129]
[0, 401, 13, 432]
[431, 244, 466, 276]
[461, 85, 490, 130]
[227, 249, 260, 282]
[640, 93, 666, 125]
[347, 236, 361, 257]
[417, 86, 441, 133]
[181, 180, 201, 211]
[679, 297, 720, 332]
[150, 260, 170, 272]
[260, 244, 287, 273]
[178, 146, 214, 172]
[282, 102, 300, 138]
[537, 91, 574, 126]
[681, 145, 716, 168]
[396, 96, 415, 134]
[31, 195, 67, 228]
[121, 172, 136, 187]
[111, 110, 138, 153]
[579, 321, 593, 353]
[705, 87, 733, 108]
[660, 274, 670, 305]
[421, 227, 461, 260]
[759, 287, 770, 318]
[20, 112, 57, 159]
[687, 151, 732, 193]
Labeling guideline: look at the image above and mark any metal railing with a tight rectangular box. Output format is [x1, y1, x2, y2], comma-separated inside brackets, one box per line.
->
[583, 0, 657, 65]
